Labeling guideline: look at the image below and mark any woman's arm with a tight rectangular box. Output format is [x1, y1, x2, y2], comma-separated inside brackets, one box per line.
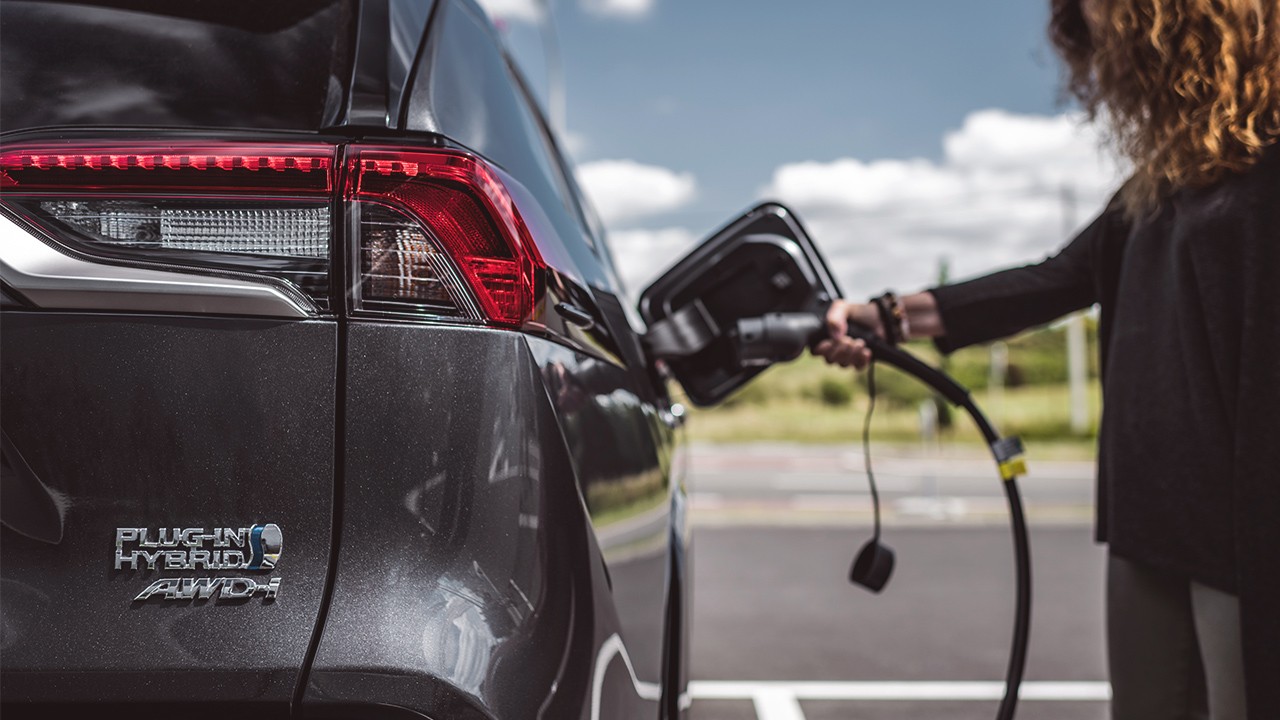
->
[813, 197, 1127, 369]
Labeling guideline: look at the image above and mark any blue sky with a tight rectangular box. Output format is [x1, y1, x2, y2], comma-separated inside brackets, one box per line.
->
[482, 0, 1123, 296]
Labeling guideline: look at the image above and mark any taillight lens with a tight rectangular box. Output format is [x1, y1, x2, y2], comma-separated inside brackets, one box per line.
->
[0, 142, 546, 325]
[348, 148, 544, 326]
[0, 143, 336, 308]
[0, 147, 332, 192]
[38, 201, 330, 257]
[355, 202, 481, 317]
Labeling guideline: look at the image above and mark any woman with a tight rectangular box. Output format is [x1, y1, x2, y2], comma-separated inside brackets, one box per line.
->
[815, 1, 1280, 718]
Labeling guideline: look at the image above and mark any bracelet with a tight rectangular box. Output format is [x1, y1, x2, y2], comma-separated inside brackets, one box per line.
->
[872, 291, 909, 345]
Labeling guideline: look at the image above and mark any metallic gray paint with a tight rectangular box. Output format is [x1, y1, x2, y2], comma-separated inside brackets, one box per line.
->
[0, 313, 337, 707]
[302, 324, 674, 719]
[527, 334, 673, 685]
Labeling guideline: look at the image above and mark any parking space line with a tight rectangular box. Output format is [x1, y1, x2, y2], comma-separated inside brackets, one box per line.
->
[750, 687, 806, 720]
[690, 680, 1112, 702]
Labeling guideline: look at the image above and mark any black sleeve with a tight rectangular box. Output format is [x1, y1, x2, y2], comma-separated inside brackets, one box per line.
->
[928, 206, 1114, 353]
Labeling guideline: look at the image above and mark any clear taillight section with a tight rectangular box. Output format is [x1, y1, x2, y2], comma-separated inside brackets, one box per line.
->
[0, 141, 546, 324]
[39, 201, 330, 257]
[356, 203, 479, 317]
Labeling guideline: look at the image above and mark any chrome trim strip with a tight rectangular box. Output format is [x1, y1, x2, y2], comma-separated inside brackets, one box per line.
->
[0, 213, 317, 318]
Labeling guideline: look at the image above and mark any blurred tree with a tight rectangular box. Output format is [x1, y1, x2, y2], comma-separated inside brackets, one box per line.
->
[818, 377, 854, 406]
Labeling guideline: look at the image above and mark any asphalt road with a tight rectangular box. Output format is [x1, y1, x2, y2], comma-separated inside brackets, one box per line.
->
[684, 444, 1108, 720]
[687, 444, 1097, 527]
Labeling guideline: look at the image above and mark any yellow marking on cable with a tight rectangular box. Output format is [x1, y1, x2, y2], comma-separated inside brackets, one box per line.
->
[999, 458, 1027, 481]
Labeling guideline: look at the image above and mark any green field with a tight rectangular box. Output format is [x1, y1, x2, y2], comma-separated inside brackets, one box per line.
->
[681, 319, 1102, 459]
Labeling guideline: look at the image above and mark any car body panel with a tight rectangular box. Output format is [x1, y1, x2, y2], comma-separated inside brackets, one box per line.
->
[302, 324, 665, 719]
[0, 312, 336, 707]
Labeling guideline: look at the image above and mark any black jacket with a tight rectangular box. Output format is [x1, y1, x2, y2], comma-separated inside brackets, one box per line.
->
[929, 146, 1280, 718]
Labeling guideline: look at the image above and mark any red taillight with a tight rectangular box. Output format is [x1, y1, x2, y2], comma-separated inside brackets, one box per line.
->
[348, 148, 544, 326]
[0, 144, 333, 193]
[0, 141, 545, 325]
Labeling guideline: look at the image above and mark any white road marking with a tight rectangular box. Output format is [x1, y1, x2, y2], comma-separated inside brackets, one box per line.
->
[768, 474, 918, 492]
[787, 494, 872, 510]
[691, 680, 1110, 700]
[690, 681, 1111, 719]
[750, 687, 806, 720]
[893, 496, 971, 519]
[689, 491, 726, 507]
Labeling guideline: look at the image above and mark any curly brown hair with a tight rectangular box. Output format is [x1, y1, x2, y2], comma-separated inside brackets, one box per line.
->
[1051, 0, 1280, 213]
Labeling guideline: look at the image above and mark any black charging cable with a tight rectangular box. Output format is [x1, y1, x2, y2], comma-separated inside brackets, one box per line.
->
[847, 325, 1031, 720]
[847, 357, 896, 593]
[732, 311, 1032, 720]
[862, 361, 882, 560]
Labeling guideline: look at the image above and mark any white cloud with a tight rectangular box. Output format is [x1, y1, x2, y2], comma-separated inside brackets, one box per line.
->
[576, 159, 696, 225]
[473, 0, 542, 23]
[573, 157, 696, 293]
[580, 0, 655, 19]
[762, 109, 1126, 295]
[606, 227, 699, 293]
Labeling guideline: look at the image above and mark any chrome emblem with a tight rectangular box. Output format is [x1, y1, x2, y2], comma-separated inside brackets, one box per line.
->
[132, 576, 280, 602]
[116, 524, 282, 602]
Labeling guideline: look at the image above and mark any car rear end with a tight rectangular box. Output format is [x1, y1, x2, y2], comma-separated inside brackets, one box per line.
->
[1, 1, 684, 718]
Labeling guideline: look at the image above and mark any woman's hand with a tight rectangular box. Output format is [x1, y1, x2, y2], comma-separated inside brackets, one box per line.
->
[812, 299, 879, 369]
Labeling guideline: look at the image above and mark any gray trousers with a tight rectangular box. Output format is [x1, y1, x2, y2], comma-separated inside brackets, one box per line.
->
[1108, 554, 1248, 720]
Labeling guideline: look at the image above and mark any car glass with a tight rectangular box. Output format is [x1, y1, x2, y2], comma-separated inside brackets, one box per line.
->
[0, 1, 346, 131]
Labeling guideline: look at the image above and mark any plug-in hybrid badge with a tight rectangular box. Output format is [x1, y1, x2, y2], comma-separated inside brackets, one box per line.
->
[115, 524, 282, 601]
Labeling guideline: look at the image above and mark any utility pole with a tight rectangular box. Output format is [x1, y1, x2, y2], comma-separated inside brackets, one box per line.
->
[935, 257, 953, 431]
[989, 341, 1009, 423]
[1062, 185, 1090, 434]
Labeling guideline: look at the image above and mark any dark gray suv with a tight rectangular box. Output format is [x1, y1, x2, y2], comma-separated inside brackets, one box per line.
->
[0, 1, 694, 717]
